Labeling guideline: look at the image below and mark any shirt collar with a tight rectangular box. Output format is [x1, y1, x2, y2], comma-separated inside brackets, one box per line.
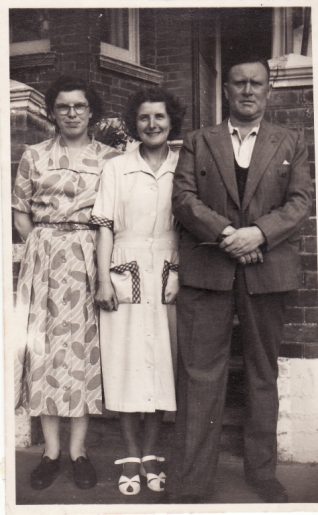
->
[228, 119, 260, 138]
[123, 144, 179, 178]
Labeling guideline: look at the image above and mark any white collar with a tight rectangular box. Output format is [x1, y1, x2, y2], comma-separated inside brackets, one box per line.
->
[123, 144, 178, 178]
[228, 119, 260, 138]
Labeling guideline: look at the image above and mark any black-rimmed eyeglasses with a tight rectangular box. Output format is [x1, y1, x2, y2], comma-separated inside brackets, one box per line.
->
[55, 103, 89, 115]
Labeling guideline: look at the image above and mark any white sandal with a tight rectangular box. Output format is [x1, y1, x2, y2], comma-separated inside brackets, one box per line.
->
[140, 455, 166, 492]
[114, 457, 141, 496]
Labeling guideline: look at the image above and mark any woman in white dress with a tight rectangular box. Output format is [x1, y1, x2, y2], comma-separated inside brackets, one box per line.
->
[92, 87, 185, 496]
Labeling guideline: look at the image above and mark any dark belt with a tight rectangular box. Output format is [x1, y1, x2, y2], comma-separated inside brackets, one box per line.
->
[34, 222, 96, 231]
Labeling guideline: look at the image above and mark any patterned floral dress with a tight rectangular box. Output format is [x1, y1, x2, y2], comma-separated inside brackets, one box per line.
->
[13, 135, 118, 417]
[91, 146, 179, 413]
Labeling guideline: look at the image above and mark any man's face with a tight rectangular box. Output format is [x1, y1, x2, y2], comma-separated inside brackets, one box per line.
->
[224, 62, 271, 123]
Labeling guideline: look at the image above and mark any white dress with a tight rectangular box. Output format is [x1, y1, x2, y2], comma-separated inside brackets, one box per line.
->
[92, 146, 179, 412]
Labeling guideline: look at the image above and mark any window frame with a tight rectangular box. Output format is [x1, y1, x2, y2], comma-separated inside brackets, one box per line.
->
[100, 8, 140, 64]
[270, 7, 312, 88]
[10, 39, 50, 57]
[271, 7, 312, 59]
[9, 9, 51, 57]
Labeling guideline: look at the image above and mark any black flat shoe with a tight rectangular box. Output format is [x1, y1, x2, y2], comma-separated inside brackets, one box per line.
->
[246, 476, 288, 503]
[71, 456, 97, 489]
[30, 454, 61, 490]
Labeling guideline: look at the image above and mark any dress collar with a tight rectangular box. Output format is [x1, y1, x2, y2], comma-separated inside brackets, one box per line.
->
[123, 144, 179, 178]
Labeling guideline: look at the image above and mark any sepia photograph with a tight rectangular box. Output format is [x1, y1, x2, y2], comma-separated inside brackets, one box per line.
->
[2, 1, 318, 513]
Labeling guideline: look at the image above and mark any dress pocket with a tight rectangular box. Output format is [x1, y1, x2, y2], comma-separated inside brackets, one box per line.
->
[162, 260, 179, 304]
[110, 261, 141, 304]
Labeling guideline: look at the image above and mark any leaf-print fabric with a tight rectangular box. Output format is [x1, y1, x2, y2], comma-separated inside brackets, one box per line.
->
[13, 136, 119, 416]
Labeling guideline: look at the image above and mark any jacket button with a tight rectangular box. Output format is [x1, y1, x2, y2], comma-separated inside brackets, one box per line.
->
[200, 170, 206, 176]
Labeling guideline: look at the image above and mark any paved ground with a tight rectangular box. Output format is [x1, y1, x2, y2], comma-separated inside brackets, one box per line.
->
[15, 419, 318, 507]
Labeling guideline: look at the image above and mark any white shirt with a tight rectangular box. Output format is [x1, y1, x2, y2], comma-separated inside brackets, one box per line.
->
[228, 119, 260, 168]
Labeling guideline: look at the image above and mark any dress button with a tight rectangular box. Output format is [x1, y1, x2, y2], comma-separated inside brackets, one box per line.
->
[63, 363, 68, 369]
[63, 385, 70, 391]
[62, 321, 68, 327]
[63, 342, 68, 348]
[62, 278, 67, 284]
[62, 299, 67, 305]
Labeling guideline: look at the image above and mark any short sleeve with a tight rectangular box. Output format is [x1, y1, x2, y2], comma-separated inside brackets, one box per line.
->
[91, 159, 116, 231]
[11, 149, 34, 213]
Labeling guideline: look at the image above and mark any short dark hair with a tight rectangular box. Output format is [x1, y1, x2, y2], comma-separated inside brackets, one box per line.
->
[45, 75, 103, 127]
[224, 54, 270, 83]
[124, 86, 186, 141]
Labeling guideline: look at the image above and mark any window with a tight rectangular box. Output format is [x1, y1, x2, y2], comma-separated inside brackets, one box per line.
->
[100, 9, 139, 64]
[270, 7, 312, 87]
[10, 9, 50, 56]
[272, 7, 312, 58]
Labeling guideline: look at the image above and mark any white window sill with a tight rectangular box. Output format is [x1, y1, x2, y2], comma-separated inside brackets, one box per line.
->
[269, 54, 313, 88]
[10, 39, 50, 56]
[99, 54, 163, 84]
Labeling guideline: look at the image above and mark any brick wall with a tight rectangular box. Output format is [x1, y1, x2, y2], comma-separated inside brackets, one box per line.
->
[11, 105, 54, 302]
[10, 9, 194, 138]
[266, 87, 318, 357]
[151, 9, 194, 134]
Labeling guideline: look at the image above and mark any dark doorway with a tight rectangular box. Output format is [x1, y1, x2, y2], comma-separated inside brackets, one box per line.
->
[221, 8, 272, 119]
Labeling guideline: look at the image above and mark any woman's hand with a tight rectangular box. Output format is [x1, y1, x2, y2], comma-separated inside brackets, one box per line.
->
[95, 281, 119, 311]
[14, 211, 33, 242]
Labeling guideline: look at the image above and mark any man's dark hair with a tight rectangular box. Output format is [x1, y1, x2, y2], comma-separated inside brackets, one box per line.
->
[223, 54, 270, 83]
[45, 75, 103, 127]
[124, 86, 186, 141]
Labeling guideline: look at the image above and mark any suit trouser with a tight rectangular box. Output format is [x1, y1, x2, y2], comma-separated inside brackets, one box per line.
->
[167, 267, 287, 497]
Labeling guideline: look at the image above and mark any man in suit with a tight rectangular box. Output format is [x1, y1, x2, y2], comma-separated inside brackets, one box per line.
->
[166, 55, 313, 504]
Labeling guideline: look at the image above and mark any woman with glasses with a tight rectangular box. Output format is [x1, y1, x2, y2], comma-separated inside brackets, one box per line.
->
[13, 75, 119, 490]
[92, 87, 185, 496]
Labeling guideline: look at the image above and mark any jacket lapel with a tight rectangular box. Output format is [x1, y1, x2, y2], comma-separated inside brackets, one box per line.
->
[242, 120, 286, 210]
[203, 121, 240, 208]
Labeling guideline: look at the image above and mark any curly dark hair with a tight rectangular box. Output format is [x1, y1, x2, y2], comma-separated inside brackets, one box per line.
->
[45, 75, 103, 127]
[124, 86, 186, 141]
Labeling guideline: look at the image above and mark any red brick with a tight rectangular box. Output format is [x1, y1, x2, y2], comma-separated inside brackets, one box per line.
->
[285, 307, 304, 324]
[297, 289, 318, 307]
[310, 198, 316, 217]
[275, 108, 314, 125]
[300, 218, 317, 236]
[303, 89, 314, 104]
[303, 271, 318, 289]
[307, 144, 315, 161]
[268, 90, 301, 107]
[305, 307, 318, 323]
[301, 237, 318, 253]
[283, 323, 318, 343]
[304, 127, 315, 144]
[301, 254, 318, 271]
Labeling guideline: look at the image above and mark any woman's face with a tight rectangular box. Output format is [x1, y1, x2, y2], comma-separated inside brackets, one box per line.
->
[136, 101, 171, 149]
[52, 89, 92, 140]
